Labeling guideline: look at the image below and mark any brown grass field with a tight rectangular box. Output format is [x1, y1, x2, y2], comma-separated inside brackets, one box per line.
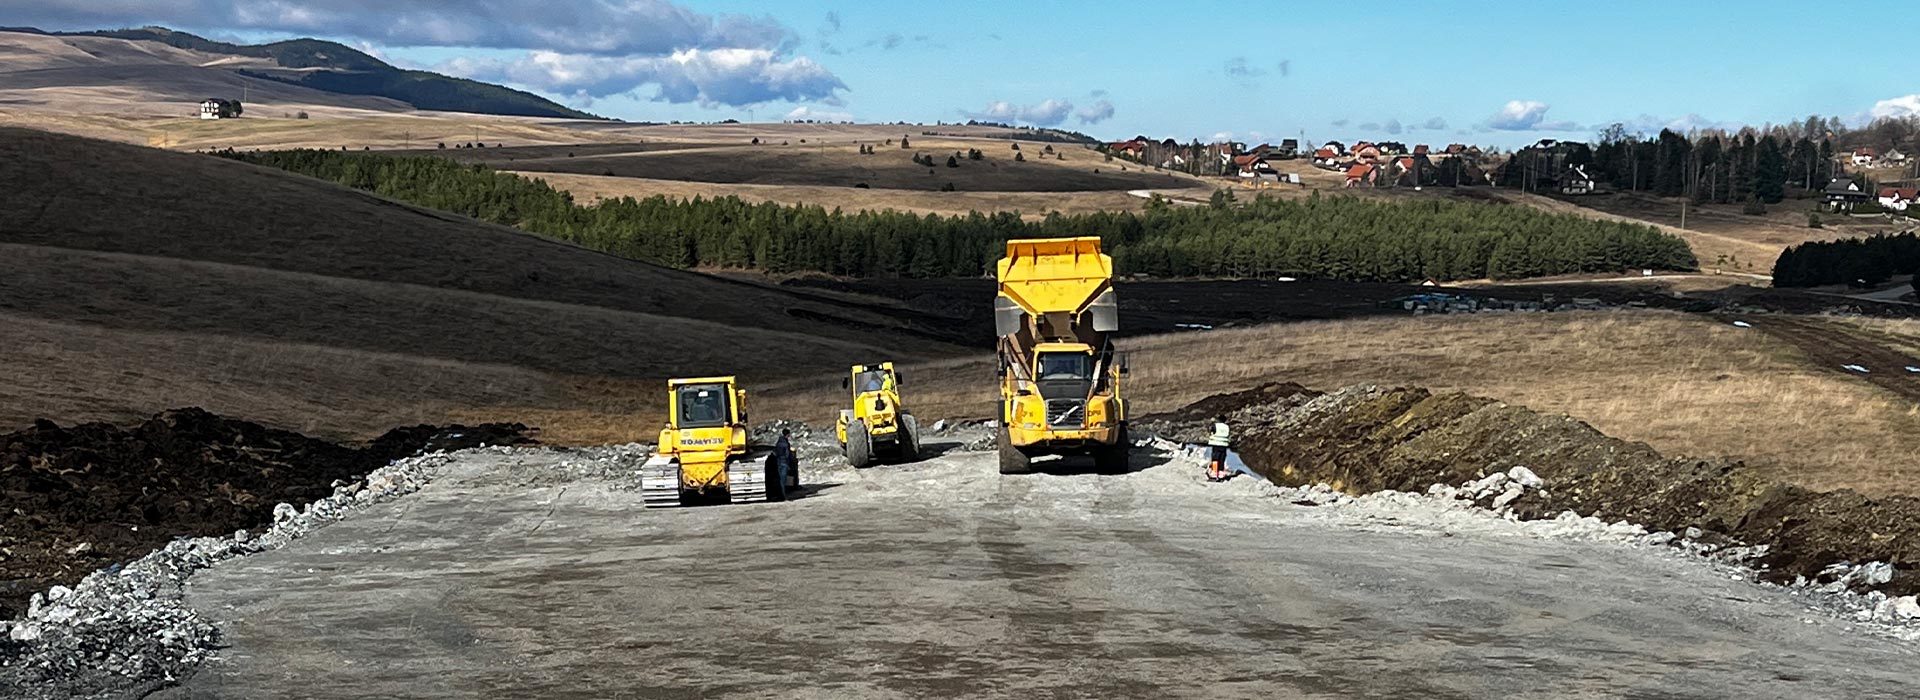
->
[759, 312, 1920, 496]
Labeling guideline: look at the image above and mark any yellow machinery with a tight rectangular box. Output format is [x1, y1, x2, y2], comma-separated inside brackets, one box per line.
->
[835, 362, 921, 467]
[640, 377, 799, 507]
[995, 237, 1130, 474]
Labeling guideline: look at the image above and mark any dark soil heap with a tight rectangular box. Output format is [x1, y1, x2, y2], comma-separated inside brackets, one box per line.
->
[0, 409, 534, 618]
[1156, 383, 1920, 595]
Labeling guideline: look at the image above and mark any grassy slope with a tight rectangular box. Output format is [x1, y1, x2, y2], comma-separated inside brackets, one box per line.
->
[0, 127, 970, 441]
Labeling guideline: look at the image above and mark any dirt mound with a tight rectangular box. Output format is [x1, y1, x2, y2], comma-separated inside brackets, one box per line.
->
[1208, 384, 1920, 594]
[0, 409, 534, 618]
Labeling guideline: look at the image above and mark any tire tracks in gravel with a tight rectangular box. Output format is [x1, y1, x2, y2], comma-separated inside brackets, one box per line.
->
[1085, 471, 1477, 699]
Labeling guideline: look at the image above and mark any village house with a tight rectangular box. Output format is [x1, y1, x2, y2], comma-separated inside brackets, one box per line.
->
[1560, 165, 1598, 195]
[1277, 138, 1300, 158]
[1879, 187, 1917, 212]
[1232, 154, 1279, 181]
[1413, 144, 1431, 156]
[1312, 147, 1342, 169]
[1344, 163, 1376, 188]
[1823, 177, 1872, 212]
[1884, 148, 1908, 165]
[199, 98, 242, 119]
[1108, 139, 1147, 158]
[1852, 148, 1878, 167]
[1352, 143, 1382, 164]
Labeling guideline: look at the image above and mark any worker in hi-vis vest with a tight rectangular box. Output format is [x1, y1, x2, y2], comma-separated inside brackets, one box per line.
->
[1206, 415, 1231, 482]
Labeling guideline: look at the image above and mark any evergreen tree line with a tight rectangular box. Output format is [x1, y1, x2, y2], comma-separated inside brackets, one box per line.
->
[1772, 233, 1920, 288]
[216, 149, 1697, 281]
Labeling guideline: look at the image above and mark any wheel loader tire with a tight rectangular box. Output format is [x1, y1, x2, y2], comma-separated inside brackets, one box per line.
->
[1093, 425, 1130, 474]
[997, 424, 1031, 475]
[900, 414, 922, 462]
[846, 419, 874, 469]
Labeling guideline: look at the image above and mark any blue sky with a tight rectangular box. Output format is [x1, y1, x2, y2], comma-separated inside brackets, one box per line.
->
[11, 0, 1917, 147]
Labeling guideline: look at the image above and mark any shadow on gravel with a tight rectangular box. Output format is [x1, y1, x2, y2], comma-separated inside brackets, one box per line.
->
[1022, 447, 1173, 477]
[1148, 381, 1920, 595]
[793, 482, 844, 499]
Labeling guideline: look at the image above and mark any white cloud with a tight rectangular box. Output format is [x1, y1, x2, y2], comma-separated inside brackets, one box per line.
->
[1420, 116, 1447, 130]
[784, 105, 851, 122]
[445, 48, 846, 106]
[9, 0, 798, 56]
[1075, 99, 1115, 125]
[1486, 100, 1550, 130]
[1384, 118, 1403, 135]
[1208, 131, 1234, 143]
[1871, 94, 1920, 119]
[12, 0, 851, 109]
[1485, 100, 1580, 131]
[963, 98, 1076, 127]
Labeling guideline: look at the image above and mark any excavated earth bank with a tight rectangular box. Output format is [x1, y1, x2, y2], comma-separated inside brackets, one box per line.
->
[0, 409, 535, 619]
[1138, 382, 1920, 595]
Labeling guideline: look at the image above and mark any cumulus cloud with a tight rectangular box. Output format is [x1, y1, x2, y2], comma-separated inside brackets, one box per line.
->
[1384, 118, 1403, 135]
[1485, 100, 1580, 131]
[1871, 94, 1920, 119]
[1420, 116, 1448, 130]
[8, 0, 797, 56]
[1209, 131, 1235, 143]
[1075, 99, 1115, 125]
[784, 105, 851, 122]
[13, 0, 849, 108]
[1359, 122, 1382, 131]
[444, 48, 846, 106]
[963, 98, 1075, 127]
[1331, 118, 1350, 127]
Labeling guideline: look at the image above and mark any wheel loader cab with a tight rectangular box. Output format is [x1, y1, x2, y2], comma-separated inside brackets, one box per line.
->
[835, 362, 921, 467]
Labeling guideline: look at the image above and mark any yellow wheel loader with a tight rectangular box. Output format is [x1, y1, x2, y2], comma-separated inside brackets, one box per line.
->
[835, 362, 921, 468]
[640, 377, 800, 508]
[994, 237, 1131, 474]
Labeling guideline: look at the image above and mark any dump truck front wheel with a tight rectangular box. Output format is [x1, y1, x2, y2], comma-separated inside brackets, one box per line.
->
[1093, 425, 1130, 474]
[846, 419, 874, 468]
[997, 424, 1031, 474]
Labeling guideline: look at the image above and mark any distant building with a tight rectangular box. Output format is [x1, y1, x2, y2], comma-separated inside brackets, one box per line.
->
[1851, 148, 1878, 167]
[199, 98, 242, 120]
[1559, 165, 1598, 195]
[1823, 177, 1871, 211]
[1108, 139, 1147, 157]
[1344, 163, 1376, 187]
[1277, 138, 1300, 158]
[1884, 148, 1908, 165]
[1879, 187, 1916, 212]
[1352, 143, 1382, 164]
[1413, 144, 1431, 156]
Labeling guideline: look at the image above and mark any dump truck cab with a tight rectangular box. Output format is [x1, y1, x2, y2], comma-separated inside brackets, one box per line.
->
[642, 377, 799, 507]
[835, 362, 921, 467]
[995, 237, 1130, 474]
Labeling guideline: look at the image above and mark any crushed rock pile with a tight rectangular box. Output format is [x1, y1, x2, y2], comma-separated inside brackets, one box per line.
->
[0, 409, 535, 619]
[0, 446, 485, 700]
[1171, 383, 1920, 596]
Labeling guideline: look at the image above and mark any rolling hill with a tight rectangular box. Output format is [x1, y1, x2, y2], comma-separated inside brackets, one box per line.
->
[0, 127, 970, 442]
[0, 26, 599, 120]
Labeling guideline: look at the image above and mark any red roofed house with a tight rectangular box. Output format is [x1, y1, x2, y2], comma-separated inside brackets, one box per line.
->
[1414, 144, 1431, 156]
[1109, 139, 1147, 157]
[1852, 148, 1878, 167]
[1879, 187, 1917, 212]
[1232, 154, 1278, 180]
[1345, 163, 1376, 188]
[1312, 147, 1341, 168]
[1353, 143, 1382, 164]
[1445, 143, 1468, 155]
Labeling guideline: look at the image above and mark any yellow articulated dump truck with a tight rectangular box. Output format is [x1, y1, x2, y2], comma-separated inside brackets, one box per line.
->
[836, 362, 921, 468]
[640, 377, 800, 507]
[994, 237, 1130, 474]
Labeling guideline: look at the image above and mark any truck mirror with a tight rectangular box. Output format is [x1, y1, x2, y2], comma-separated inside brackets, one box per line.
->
[895, 371, 905, 385]
[1118, 352, 1131, 375]
[841, 376, 850, 389]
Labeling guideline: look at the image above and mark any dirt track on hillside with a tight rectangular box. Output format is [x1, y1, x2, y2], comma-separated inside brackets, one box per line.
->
[1750, 316, 1920, 403]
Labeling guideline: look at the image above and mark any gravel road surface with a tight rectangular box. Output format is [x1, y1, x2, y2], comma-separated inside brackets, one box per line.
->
[153, 443, 1920, 699]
